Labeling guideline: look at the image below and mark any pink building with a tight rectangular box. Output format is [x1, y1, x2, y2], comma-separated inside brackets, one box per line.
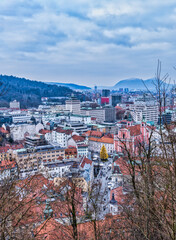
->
[114, 123, 149, 154]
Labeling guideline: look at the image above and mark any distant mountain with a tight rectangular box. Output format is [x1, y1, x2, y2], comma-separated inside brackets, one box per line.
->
[114, 78, 173, 91]
[46, 82, 91, 91]
[0, 75, 86, 108]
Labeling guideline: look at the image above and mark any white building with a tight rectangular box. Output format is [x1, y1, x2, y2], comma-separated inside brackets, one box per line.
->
[9, 122, 44, 141]
[80, 107, 115, 123]
[10, 100, 20, 109]
[77, 144, 88, 158]
[130, 101, 159, 124]
[65, 96, 80, 115]
[81, 108, 105, 122]
[9, 111, 31, 123]
[51, 128, 72, 148]
[88, 136, 114, 154]
[70, 114, 91, 124]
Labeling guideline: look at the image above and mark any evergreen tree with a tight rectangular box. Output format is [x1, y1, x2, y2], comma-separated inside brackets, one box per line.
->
[100, 145, 108, 161]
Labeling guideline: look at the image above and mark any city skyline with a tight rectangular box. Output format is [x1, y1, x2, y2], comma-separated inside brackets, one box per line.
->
[0, 1, 176, 86]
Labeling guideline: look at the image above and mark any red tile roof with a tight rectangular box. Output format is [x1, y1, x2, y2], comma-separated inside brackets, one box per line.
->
[115, 106, 124, 110]
[80, 157, 92, 168]
[128, 124, 141, 136]
[89, 136, 114, 144]
[0, 144, 24, 153]
[72, 135, 85, 142]
[0, 159, 17, 171]
[39, 129, 51, 134]
[35, 213, 126, 240]
[65, 147, 77, 156]
[56, 127, 72, 135]
[35, 218, 71, 240]
[84, 130, 103, 138]
[110, 186, 124, 204]
[0, 127, 9, 134]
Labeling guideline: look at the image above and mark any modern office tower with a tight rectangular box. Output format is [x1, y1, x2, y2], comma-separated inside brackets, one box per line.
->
[94, 85, 97, 93]
[65, 95, 80, 114]
[110, 95, 122, 107]
[104, 106, 116, 122]
[81, 106, 116, 123]
[102, 89, 110, 97]
[124, 88, 129, 93]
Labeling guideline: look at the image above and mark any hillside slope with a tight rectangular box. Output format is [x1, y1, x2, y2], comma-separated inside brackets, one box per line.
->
[114, 78, 173, 90]
[0, 75, 77, 108]
[46, 82, 91, 90]
[114, 78, 152, 90]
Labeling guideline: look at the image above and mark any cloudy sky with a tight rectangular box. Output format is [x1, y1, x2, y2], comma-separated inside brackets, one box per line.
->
[0, 0, 176, 86]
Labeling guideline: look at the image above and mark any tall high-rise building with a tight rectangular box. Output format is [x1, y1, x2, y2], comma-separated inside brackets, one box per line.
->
[65, 95, 80, 114]
[110, 95, 122, 107]
[124, 88, 129, 93]
[80, 106, 115, 123]
[104, 106, 116, 122]
[94, 85, 97, 93]
[102, 89, 110, 97]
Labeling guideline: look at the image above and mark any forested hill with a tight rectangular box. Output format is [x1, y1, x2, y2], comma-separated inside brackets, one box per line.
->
[0, 75, 84, 108]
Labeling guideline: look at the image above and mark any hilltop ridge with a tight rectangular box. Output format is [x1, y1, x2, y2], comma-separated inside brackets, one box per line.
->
[0, 75, 84, 108]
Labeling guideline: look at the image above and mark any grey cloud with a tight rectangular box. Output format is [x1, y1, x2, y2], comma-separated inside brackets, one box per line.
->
[0, 0, 176, 85]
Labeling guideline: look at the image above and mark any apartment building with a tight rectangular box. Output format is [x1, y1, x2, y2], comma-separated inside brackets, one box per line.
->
[130, 101, 159, 124]
[0, 160, 18, 181]
[19, 160, 74, 179]
[68, 135, 88, 157]
[51, 128, 72, 147]
[9, 145, 65, 169]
